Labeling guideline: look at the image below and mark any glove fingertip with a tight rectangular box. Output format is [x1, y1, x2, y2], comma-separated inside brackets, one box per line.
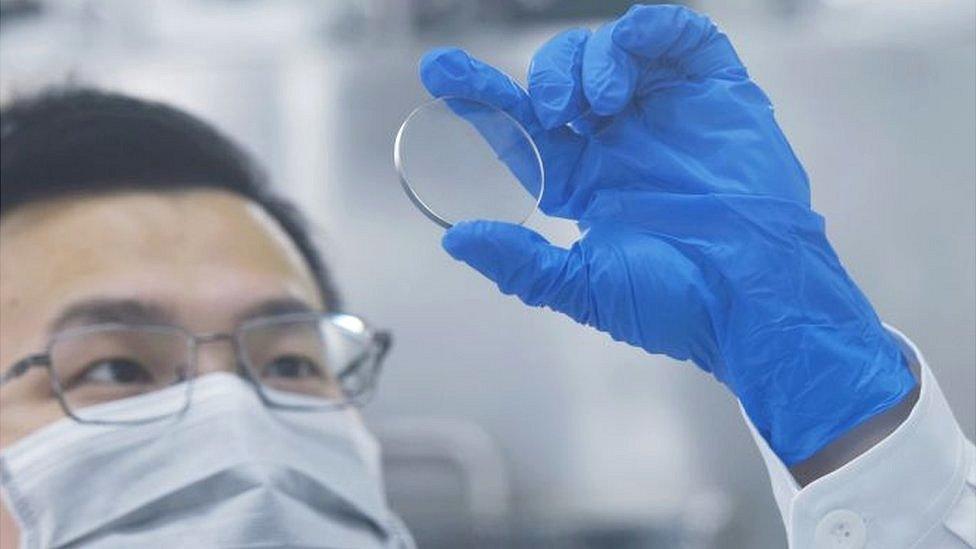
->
[583, 76, 631, 116]
[419, 47, 471, 95]
[441, 219, 550, 269]
[529, 87, 578, 130]
[582, 24, 636, 117]
[611, 5, 699, 55]
[608, 7, 646, 51]
[420, 46, 463, 66]
[441, 221, 477, 260]
[528, 27, 590, 130]
[441, 220, 511, 258]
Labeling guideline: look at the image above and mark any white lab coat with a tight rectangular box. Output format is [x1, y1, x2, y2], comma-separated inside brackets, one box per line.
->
[743, 326, 975, 548]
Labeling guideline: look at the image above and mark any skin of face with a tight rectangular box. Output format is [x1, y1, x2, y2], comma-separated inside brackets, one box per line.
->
[0, 188, 350, 546]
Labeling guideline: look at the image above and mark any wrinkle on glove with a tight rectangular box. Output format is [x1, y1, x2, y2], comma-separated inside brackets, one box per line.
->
[426, 4, 915, 466]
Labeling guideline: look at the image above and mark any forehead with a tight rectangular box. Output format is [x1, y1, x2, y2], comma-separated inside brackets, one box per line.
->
[0, 189, 322, 335]
[2, 188, 311, 269]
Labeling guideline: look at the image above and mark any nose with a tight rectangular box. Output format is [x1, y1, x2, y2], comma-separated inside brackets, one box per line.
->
[193, 334, 241, 376]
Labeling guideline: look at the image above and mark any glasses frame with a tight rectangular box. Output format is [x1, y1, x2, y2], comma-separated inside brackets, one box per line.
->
[0, 312, 392, 425]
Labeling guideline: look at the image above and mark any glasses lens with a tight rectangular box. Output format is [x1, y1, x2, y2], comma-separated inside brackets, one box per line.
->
[50, 326, 191, 422]
[394, 96, 544, 229]
[240, 315, 378, 406]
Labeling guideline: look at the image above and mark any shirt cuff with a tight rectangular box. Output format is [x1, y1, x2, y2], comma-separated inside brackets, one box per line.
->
[741, 325, 975, 548]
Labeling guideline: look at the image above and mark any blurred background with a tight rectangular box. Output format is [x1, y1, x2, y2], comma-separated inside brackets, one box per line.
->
[1, 0, 973, 546]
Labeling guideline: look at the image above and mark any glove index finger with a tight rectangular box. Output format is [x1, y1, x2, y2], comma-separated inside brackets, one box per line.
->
[581, 22, 638, 116]
[527, 27, 591, 130]
[419, 47, 541, 135]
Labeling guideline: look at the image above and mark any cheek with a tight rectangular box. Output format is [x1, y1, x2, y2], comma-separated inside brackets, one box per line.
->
[0, 371, 66, 449]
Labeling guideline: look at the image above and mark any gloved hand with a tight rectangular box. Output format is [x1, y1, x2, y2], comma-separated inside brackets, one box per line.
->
[419, 4, 915, 465]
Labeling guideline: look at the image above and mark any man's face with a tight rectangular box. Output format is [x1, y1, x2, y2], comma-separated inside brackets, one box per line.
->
[0, 188, 325, 448]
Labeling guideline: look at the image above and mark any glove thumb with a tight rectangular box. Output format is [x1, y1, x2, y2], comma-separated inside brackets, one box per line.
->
[442, 220, 590, 321]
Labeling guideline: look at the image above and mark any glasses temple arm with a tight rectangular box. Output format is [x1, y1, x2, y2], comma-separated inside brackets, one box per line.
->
[336, 331, 392, 383]
[374, 331, 393, 355]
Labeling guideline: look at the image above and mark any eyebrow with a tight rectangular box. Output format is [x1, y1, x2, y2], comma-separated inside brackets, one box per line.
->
[234, 297, 318, 324]
[49, 298, 174, 335]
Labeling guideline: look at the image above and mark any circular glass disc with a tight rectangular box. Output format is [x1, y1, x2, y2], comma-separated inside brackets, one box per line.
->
[394, 96, 544, 229]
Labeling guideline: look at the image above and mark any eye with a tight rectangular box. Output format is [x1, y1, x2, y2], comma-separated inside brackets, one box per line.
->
[78, 357, 154, 385]
[260, 354, 325, 379]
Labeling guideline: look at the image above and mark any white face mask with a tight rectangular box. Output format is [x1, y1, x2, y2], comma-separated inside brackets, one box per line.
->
[0, 372, 413, 549]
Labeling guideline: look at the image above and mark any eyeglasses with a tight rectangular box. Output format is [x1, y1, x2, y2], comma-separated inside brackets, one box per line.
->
[0, 312, 392, 425]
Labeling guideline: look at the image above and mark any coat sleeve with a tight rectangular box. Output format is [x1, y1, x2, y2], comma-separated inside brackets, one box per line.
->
[742, 325, 975, 548]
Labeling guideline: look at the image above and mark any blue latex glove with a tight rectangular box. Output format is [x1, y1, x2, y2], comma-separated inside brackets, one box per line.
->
[419, 5, 915, 465]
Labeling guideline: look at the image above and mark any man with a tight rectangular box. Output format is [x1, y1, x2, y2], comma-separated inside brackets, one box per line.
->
[0, 89, 412, 547]
[1, 4, 973, 548]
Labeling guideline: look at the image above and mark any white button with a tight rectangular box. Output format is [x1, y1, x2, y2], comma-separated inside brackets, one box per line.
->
[814, 509, 867, 548]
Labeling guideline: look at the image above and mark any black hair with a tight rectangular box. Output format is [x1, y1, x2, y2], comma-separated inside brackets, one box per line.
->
[0, 87, 341, 309]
